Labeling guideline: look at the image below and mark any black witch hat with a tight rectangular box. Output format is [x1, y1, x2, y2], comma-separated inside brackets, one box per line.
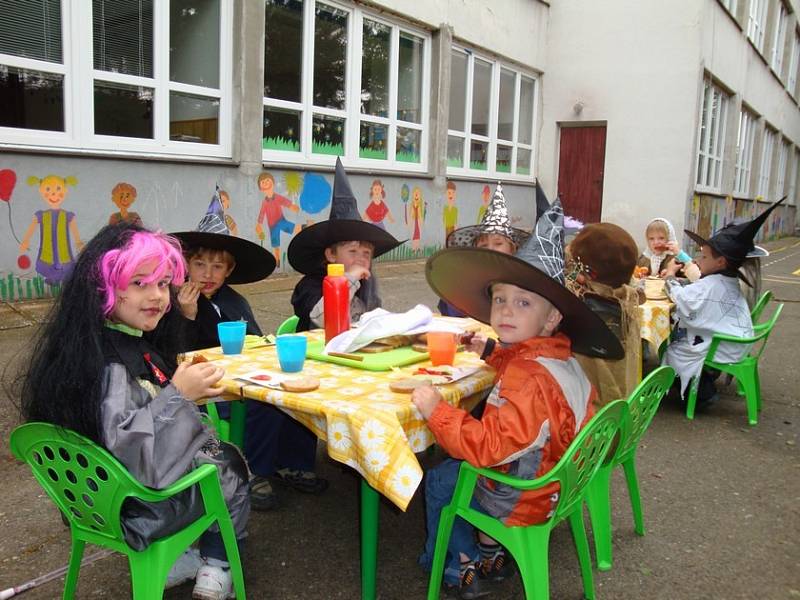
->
[171, 186, 276, 284]
[287, 158, 403, 274]
[426, 198, 623, 359]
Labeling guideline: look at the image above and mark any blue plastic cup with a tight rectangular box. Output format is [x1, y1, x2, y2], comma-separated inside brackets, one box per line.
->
[217, 321, 247, 355]
[276, 334, 307, 373]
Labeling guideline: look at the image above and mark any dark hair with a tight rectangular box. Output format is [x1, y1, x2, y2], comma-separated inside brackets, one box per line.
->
[19, 222, 186, 444]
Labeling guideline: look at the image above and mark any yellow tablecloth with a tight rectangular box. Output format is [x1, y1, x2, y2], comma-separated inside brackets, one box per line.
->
[191, 322, 496, 511]
[638, 299, 673, 355]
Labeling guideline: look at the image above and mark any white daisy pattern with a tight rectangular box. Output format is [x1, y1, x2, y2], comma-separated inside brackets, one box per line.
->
[364, 448, 390, 473]
[390, 465, 421, 498]
[322, 400, 358, 415]
[328, 421, 351, 452]
[359, 419, 386, 449]
[406, 427, 431, 453]
[337, 386, 365, 397]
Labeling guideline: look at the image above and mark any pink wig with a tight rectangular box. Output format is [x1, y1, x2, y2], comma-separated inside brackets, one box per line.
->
[98, 231, 186, 316]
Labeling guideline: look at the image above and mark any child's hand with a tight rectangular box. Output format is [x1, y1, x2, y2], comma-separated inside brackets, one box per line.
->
[173, 361, 226, 401]
[661, 259, 682, 278]
[463, 332, 488, 355]
[411, 385, 443, 419]
[177, 282, 203, 320]
[665, 241, 680, 254]
[346, 265, 371, 281]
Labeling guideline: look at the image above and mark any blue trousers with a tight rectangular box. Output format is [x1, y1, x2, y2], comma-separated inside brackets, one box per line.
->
[419, 458, 487, 586]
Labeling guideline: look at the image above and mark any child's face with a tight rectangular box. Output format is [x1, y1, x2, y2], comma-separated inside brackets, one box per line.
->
[646, 227, 669, 253]
[446, 188, 455, 204]
[476, 234, 516, 255]
[187, 250, 235, 296]
[39, 176, 67, 208]
[489, 283, 562, 345]
[693, 245, 727, 276]
[325, 241, 374, 272]
[259, 177, 274, 195]
[371, 184, 382, 202]
[111, 260, 172, 332]
[112, 187, 136, 210]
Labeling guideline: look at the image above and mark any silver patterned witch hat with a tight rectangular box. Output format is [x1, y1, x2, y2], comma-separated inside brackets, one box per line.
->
[446, 182, 530, 248]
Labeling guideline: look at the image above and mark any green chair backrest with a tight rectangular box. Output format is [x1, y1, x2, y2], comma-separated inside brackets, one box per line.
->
[10, 422, 140, 544]
[614, 366, 675, 465]
[707, 303, 783, 363]
[276, 315, 299, 335]
[750, 290, 772, 322]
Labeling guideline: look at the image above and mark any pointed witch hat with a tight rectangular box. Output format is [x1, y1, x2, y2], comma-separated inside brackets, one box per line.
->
[427, 198, 623, 359]
[287, 158, 403, 274]
[171, 186, 276, 284]
[684, 196, 785, 271]
[446, 182, 531, 248]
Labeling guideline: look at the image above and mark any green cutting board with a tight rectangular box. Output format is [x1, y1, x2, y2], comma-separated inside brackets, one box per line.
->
[305, 340, 431, 371]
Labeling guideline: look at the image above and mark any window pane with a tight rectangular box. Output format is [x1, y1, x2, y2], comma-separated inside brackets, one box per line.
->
[397, 33, 423, 124]
[496, 144, 512, 173]
[447, 135, 464, 168]
[497, 69, 515, 141]
[0, 66, 63, 131]
[449, 50, 467, 131]
[263, 107, 301, 151]
[94, 81, 153, 138]
[312, 113, 344, 155]
[361, 19, 390, 117]
[264, 0, 303, 102]
[516, 148, 531, 176]
[313, 3, 347, 110]
[0, 0, 62, 63]
[93, 0, 153, 77]
[359, 121, 387, 159]
[170, 92, 218, 144]
[469, 139, 488, 170]
[471, 58, 491, 136]
[518, 76, 534, 145]
[397, 127, 421, 163]
[170, 0, 220, 88]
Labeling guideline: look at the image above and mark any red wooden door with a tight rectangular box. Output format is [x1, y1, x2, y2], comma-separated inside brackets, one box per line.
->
[557, 125, 607, 223]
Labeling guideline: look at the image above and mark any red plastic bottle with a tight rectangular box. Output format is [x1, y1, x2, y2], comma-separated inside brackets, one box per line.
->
[323, 263, 350, 342]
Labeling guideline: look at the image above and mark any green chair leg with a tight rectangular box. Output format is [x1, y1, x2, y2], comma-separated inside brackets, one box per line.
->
[426, 504, 457, 600]
[513, 526, 551, 600]
[622, 458, 645, 536]
[739, 367, 760, 426]
[569, 509, 596, 599]
[63, 538, 85, 599]
[685, 377, 699, 420]
[585, 465, 614, 571]
[360, 479, 379, 600]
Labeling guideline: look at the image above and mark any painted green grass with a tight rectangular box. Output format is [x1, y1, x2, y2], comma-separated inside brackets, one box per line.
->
[447, 157, 463, 168]
[496, 163, 512, 173]
[397, 151, 421, 163]
[0, 273, 57, 302]
[359, 147, 387, 160]
[312, 141, 344, 156]
[517, 166, 531, 176]
[375, 242, 443, 263]
[469, 160, 488, 171]
[263, 136, 300, 152]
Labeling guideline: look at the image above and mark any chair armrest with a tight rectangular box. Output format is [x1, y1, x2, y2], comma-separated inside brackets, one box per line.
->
[461, 461, 558, 493]
[130, 463, 219, 502]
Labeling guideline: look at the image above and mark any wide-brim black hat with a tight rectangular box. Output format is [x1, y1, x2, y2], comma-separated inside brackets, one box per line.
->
[287, 158, 403, 274]
[426, 248, 623, 359]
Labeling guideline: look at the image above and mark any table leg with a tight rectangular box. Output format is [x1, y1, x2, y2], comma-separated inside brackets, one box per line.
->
[229, 399, 246, 449]
[360, 478, 379, 600]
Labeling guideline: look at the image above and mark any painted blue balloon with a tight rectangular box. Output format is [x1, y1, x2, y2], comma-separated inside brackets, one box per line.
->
[299, 173, 332, 215]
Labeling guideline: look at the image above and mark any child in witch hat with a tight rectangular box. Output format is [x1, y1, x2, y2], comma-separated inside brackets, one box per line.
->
[415, 199, 622, 597]
[661, 197, 785, 407]
[173, 191, 327, 511]
[439, 182, 531, 317]
[288, 158, 403, 331]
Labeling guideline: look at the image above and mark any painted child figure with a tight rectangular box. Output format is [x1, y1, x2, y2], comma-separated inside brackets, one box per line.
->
[173, 194, 328, 510]
[20, 223, 249, 600]
[415, 200, 623, 597]
[661, 199, 783, 406]
[289, 158, 403, 331]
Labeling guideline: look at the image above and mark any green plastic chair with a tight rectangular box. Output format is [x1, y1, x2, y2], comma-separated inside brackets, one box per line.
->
[10, 422, 246, 600]
[425, 399, 627, 600]
[750, 290, 772, 323]
[276, 315, 299, 335]
[585, 366, 676, 571]
[686, 303, 783, 425]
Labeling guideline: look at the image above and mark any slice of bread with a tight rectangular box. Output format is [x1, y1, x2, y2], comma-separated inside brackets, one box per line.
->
[280, 376, 320, 393]
[389, 377, 432, 393]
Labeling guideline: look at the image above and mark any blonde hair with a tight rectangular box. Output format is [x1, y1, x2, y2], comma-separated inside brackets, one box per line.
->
[645, 221, 669, 237]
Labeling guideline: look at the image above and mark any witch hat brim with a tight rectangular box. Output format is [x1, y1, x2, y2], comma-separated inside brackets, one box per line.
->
[287, 220, 404, 275]
[426, 247, 624, 359]
[171, 231, 277, 284]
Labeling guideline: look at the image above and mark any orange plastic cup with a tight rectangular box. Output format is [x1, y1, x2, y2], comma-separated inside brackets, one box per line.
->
[427, 331, 457, 366]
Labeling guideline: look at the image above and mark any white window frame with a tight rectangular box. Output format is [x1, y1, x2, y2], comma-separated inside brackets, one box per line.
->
[446, 46, 538, 182]
[787, 149, 799, 205]
[747, 0, 768, 52]
[695, 78, 729, 193]
[775, 138, 789, 198]
[756, 127, 776, 199]
[261, 0, 430, 172]
[720, 0, 738, 16]
[788, 31, 800, 96]
[733, 108, 756, 196]
[0, 0, 233, 158]
[770, 2, 788, 75]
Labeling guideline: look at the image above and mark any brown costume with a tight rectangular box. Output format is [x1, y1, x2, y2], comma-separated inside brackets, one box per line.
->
[566, 223, 642, 407]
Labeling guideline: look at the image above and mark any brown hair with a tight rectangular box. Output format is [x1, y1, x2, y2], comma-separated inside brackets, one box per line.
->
[185, 246, 235, 268]
[446, 181, 456, 191]
[111, 182, 137, 199]
[257, 172, 275, 186]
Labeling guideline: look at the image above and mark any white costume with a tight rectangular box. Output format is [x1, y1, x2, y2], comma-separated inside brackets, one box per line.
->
[662, 274, 753, 393]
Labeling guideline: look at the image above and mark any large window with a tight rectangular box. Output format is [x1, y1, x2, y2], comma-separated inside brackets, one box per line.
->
[747, 0, 768, 52]
[262, 0, 429, 170]
[788, 149, 799, 205]
[734, 108, 756, 196]
[695, 78, 729, 192]
[756, 127, 776, 198]
[0, 0, 232, 157]
[788, 31, 800, 97]
[446, 47, 537, 181]
[775, 138, 789, 198]
[770, 2, 788, 75]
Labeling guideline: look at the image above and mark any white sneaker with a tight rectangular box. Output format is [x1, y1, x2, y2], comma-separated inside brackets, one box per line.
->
[165, 548, 203, 589]
[192, 564, 234, 600]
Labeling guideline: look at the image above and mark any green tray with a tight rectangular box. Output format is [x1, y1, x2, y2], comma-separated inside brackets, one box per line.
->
[305, 340, 430, 371]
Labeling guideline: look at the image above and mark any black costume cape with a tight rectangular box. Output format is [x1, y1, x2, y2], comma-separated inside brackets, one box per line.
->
[184, 284, 263, 351]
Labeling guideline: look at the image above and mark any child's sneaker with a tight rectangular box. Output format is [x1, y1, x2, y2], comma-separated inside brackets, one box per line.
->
[480, 550, 515, 582]
[445, 562, 490, 599]
[192, 564, 234, 600]
[166, 548, 202, 589]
